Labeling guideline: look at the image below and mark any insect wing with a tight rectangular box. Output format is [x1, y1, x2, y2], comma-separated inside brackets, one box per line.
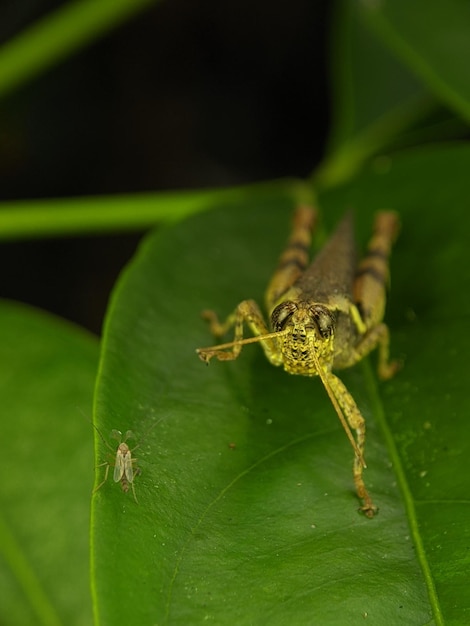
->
[113, 445, 126, 483]
[123, 448, 134, 484]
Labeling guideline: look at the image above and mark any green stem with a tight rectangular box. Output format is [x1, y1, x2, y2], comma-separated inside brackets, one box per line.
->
[0, 0, 158, 99]
[0, 179, 310, 240]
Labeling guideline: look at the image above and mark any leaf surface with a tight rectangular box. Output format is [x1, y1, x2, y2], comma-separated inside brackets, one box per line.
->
[92, 145, 470, 625]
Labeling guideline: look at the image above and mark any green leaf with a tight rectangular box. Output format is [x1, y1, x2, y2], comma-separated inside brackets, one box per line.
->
[358, 0, 470, 123]
[319, 0, 470, 189]
[318, 0, 436, 187]
[92, 145, 470, 625]
[0, 302, 98, 625]
[327, 0, 433, 151]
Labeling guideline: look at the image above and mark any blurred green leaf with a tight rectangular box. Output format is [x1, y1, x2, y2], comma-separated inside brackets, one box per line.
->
[0, 0, 158, 99]
[318, 0, 435, 187]
[359, 0, 470, 123]
[91, 143, 470, 625]
[0, 302, 98, 625]
[319, 0, 470, 189]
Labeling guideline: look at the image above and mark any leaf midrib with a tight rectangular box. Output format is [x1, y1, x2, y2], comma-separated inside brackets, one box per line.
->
[363, 361, 444, 626]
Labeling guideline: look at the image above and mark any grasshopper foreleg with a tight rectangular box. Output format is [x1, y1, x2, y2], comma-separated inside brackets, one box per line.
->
[198, 300, 282, 365]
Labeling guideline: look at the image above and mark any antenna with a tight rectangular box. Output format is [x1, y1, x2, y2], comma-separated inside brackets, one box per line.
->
[196, 329, 289, 359]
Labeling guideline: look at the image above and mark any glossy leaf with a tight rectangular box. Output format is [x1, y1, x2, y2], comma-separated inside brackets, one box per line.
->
[91, 144, 470, 625]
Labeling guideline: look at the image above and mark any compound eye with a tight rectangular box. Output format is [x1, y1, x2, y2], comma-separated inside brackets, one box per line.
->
[271, 301, 297, 331]
[309, 305, 335, 338]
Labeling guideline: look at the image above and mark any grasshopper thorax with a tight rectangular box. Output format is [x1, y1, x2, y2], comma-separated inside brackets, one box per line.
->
[271, 301, 336, 375]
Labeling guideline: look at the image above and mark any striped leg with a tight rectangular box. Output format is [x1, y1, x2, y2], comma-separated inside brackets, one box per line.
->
[265, 206, 318, 311]
[350, 211, 400, 380]
[353, 211, 400, 328]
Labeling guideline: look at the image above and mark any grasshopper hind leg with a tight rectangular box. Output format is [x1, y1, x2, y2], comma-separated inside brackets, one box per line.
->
[265, 205, 318, 311]
[353, 211, 401, 380]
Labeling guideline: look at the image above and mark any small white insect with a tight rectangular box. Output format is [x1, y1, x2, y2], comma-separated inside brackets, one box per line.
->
[93, 429, 140, 503]
[92, 417, 165, 503]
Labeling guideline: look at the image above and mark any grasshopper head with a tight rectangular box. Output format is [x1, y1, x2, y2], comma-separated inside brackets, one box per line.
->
[271, 301, 336, 375]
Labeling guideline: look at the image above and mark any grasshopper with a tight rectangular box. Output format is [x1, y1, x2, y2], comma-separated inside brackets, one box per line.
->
[196, 206, 400, 517]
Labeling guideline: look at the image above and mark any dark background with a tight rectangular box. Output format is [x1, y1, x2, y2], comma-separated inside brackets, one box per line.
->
[0, 0, 331, 334]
